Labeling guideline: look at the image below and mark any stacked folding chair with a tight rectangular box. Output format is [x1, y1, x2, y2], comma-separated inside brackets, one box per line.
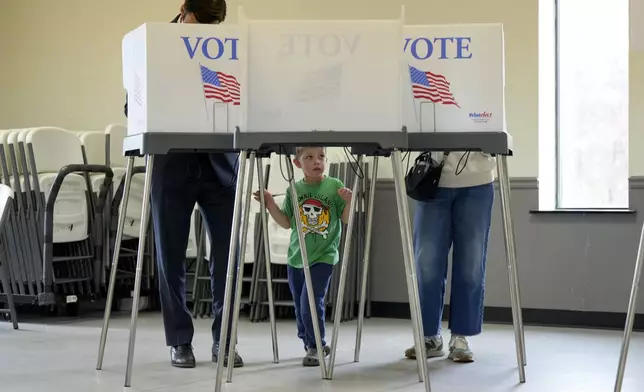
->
[79, 131, 111, 290]
[247, 153, 298, 321]
[248, 190, 294, 322]
[0, 127, 113, 314]
[0, 183, 20, 329]
[326, 159, 372, 323]
[88, 125, 155, 310]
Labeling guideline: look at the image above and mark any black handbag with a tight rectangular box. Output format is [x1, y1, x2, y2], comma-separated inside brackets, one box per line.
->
[405, 152, 449, 201]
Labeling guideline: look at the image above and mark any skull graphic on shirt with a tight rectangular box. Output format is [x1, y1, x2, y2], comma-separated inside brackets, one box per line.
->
[299, 198, 330, 239]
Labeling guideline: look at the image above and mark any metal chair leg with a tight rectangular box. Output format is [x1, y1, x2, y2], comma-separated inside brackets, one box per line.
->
[0, 239, 18, 330]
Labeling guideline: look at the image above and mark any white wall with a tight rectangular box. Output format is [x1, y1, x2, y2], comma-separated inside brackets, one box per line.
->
[0, 0, 540, 179]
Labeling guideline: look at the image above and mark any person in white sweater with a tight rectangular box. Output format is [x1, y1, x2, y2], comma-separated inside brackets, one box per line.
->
[404, 151, 496, 363]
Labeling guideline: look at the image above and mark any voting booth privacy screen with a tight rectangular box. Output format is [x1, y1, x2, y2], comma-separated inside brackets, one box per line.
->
[245, 20, 404, 133]
[122, 17, 505, 136]
[403, 24, 505, 133]
[123, 23, 242, 135]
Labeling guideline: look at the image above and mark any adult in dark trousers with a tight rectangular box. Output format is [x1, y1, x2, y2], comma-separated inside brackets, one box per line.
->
[123, 0, 243, 369]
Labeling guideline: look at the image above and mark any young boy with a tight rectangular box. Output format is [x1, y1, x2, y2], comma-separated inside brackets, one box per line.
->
[254, 146, 352, 366]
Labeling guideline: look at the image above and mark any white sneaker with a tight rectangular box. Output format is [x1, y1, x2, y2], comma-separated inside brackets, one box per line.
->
[448, 335, 474, 363]
[404, 335, 445, 359]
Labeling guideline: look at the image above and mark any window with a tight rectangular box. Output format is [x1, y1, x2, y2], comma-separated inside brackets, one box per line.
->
[539, 0, 629, 209]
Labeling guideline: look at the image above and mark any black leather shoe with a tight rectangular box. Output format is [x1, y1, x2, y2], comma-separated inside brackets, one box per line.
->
[212, 346, 244, 368]
[171, 344, 196, 368]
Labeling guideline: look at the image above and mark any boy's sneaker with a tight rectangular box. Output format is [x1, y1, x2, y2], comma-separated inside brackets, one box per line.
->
[448, 335, 474, 363]
[404, 335, 444, 359]
[302, 345, 331, 367]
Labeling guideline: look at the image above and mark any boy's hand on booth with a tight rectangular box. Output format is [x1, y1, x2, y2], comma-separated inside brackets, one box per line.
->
[253, 189, 276, 208]
[338, 187, 353, 203]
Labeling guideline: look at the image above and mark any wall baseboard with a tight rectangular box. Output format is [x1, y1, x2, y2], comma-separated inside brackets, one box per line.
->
[370, 302, 644, 331]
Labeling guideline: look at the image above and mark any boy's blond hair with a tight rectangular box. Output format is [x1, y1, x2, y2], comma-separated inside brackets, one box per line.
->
[295, 146, 327, 160]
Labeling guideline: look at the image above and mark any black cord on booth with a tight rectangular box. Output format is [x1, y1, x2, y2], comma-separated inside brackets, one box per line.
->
[276, 145, 375, 183]
[278, 144, 294, 183]
[403, 151, 413, 174]
[342, 147, 365, 180]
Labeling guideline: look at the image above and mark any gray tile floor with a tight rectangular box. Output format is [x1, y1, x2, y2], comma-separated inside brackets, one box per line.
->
[1, 313, 644, 392]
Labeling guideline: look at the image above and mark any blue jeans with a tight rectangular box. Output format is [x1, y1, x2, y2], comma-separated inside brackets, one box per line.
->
[412, 182, 494, 337]
[287, 263, 334, 349]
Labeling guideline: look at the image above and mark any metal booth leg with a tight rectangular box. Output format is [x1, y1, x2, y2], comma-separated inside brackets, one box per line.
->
[214, 150, 248, 392]
[614, 221, 644, 391]
[226, 152, 256, 383]
[354, 156, 378, 362]
[97, 156, 136, 370]
[327, 155, 363, 379]
[256, 158, 279, 363]
[391, 159, 422, 383]
[496, 155, 527, 383]
[284, 154, 328, 380]
[391, 150, 431, 390]
[124, 155, 155, 387]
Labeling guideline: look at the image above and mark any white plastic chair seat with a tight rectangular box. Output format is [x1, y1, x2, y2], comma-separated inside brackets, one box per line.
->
[268, 194, 290, 265]
[21, 173, 89, 243]
[120, 173, 145, 238]
[193, 195, 257, 263]
[244, 214, 255, 264]
[22, 127, 95, 244]
[93, 167, 145, 239]
[241, 193, 259, 264]
[199, 220, 255, 264]
[268, 219, 290, 265]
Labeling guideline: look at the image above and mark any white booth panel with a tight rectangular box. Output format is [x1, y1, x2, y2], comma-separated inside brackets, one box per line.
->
[123, 23, 242, 136]
[403, 24, 506, 133]
[244, 19, 404, 133]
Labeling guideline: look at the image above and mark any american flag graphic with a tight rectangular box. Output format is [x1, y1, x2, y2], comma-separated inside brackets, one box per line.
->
[200, 65, 241, 106]
[295, 63, 343, 102]
[409, 65, 460, 108]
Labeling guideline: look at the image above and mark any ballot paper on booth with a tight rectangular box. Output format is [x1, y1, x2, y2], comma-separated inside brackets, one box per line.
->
[402, 24, 506, 133]
[243, 20, 405, 133]
[122, 22, 242, 136]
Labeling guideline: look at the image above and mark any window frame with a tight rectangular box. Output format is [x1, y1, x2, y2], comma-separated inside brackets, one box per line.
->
[550, 0, 630, 211]
[554, 0, 562, 208]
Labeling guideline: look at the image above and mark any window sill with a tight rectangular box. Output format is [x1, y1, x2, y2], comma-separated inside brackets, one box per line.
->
[529, 208, 636, 214]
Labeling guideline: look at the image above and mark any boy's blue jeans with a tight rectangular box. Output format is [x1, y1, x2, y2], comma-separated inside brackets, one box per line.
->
[412, 182, 494, 338]
[287, 263, 334, 349]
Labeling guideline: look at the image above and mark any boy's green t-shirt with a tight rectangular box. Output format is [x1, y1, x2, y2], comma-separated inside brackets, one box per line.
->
[281, 176, 346, 269]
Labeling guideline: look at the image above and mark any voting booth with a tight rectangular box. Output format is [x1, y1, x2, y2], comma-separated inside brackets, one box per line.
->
[122, 23, 242, 135]
[98, 8, 524, 392]
[403, 24, 505, 134]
